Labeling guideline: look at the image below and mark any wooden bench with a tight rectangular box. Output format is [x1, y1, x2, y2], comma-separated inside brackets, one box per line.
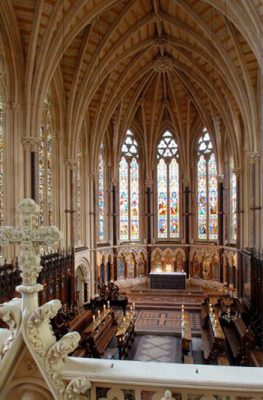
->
[184, 355, 194, 364]
[201, 328, 212, 362]
[217, 355, 229, 365]
[223, 326, 241, 360]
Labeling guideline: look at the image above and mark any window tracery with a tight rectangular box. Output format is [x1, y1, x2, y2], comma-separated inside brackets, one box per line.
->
[231, 168, 237, 242]
[197, 129, 218, 240]
[157, 130, 180, 239]
[77, 146, 81, 246]
[39, 100, 53, 225]
[119, 130, 139, 241]
[98, 148, 105, 241]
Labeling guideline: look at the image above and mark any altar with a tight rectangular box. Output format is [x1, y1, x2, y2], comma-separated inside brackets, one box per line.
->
[149, 272, 186, 290]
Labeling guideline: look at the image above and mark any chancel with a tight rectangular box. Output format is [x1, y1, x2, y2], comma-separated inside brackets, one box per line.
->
[0, 1, 263, 400]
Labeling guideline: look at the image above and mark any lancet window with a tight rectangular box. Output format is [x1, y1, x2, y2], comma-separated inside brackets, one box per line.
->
[0, 96, 4, 226]
[76, 146, 81, 246]
[231, 169, 237, 242]
[39, 101, 53, 225]
[157, 130, 180, 239]
[197, 129, 218, 240]
[98, 148, 105, 241]
[119, 130, 139, 241]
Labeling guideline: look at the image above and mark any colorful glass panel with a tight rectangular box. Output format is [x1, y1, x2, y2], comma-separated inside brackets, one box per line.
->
[47, 128, 52, 224]
[157, 158, 168, 238]
[39, 104, 53, 226]
[0, 97, 4, 225]
[39, 126, 45, 225]
[98, 153, 105, 241]
[231, 172, 237, 242]
[119, 156, 129, 241]
[169, 158, 180, 238]
[208, 154, 218, 240]
[130, 158, 139, 240]
[198, 155, 207, 239]
[77, 148, 81, 245]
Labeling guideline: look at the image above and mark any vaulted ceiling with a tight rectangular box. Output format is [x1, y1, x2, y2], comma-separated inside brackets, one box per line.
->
[1, 0, 262, 170]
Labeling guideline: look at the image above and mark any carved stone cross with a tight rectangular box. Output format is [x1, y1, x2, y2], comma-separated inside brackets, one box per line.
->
[0, 199, 63, 312]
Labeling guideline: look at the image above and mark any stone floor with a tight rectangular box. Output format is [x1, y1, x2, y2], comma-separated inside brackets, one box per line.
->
[135, 310, 201, 334]
[128, 335, 204, 364]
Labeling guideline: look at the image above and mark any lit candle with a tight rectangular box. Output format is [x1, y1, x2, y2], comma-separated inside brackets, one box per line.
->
[103, 304, 106, 312]
[130, 305, 132, 312]
[133, 302, 135, 308]
[98, 310, 100, 319]
[107, 300, 110, 309]
[93, 315, 95, 323]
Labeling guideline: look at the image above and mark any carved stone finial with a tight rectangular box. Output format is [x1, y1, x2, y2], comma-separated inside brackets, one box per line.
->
[47, 332, 80, 370]
[0, 199, 63, 304]
[0, 298, 22, 362]
[161, 390, 175, 400]
[65, 378, 91, 399]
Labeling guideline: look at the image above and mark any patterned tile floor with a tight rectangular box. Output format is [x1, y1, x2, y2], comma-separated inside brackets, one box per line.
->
[135, 310, 201, 334]
[130, 335, 179, 363]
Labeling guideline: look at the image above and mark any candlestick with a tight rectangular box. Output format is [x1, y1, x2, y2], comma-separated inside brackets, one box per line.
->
[133, 302, 135, 308]
[130, 305, 132, 312]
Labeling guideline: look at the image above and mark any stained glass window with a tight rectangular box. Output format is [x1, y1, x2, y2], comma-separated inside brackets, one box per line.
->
[0, 96, 4, 226]
[157, 130, 180, 239]
[39, 101, 53, 225]
[98, 151, 105, 241]
[77, 146, 81, 245]
[197, 129, 218, 240]
[119, 130, 139, 241]
[231, 170, 237, 242]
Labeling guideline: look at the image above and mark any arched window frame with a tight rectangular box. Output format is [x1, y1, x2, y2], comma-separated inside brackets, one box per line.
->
[230, 159, 237, 243]
[156, 129, 181, 241]
[119, 129, 140, 242]
[196, 128, 218, 241]
[39, 98, 54, 226]
[98, 144, 107, 243]
[0, 95, 4, 227]
[76, 143, 82, 247]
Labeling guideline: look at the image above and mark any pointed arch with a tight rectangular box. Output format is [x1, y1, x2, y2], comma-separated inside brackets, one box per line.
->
[197, 128, 218, 240]
[119, 129, 140, 242]
[156, 130, 180, 239]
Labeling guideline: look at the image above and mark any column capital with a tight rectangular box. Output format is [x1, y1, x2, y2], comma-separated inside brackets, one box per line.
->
[3, 101, 20, 111]
[247, 151, 261, 164]
[112, 178, 119, 186]
[217, 174, 224, 183]
[21, 136, 39, 152]
[232, 167, 243, 176]
[65, 158, 78, 169]
[145, 179, 154, 187]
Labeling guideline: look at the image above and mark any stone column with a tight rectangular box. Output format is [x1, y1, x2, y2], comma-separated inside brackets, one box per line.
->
[233, 167, 243, 249]
[218, 175, 224, 246]
[248, 153, 257, 249]
[112, 178, 118, 280]
[145, 179, 153, 276]
[65, 159, 78, 305]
